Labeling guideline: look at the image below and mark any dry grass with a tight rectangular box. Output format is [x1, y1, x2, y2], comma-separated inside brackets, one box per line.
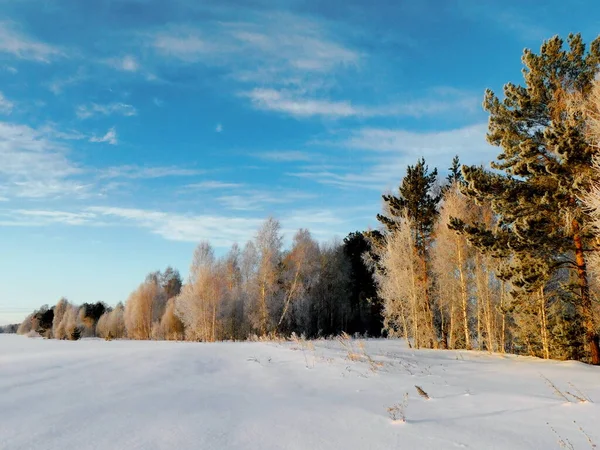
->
[547, 420, 597, 450]
[541, 374, 592, 404]
[387, 393, 409, 423]
[337, 333, 384, 372]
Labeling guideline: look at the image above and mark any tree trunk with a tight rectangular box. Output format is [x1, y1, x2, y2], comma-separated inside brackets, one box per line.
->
[456, 242, 471, 350]
[539, 287, 550, 360]
[500, 281, 506, 354]
[572, 219, 600, 365]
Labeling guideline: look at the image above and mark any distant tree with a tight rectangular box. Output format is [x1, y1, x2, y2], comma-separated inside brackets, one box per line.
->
[278, 229, 320, 333]
[52, 298, 70, 339]
[161, 267, 183, 299]
[343, 231, 382, 336]
[97, 303, 126, 339]
[125, 278, 167, 340]
[17, 314, 33, 335]
[377, 158, 441, 348]
[79, 302, 107, 336]
[31, 305, 54, 338]
[445, 155, 463, 187]
[252, 217, 283, 335]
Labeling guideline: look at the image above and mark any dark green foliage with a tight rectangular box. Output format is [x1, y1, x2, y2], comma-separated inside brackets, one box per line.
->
[343, 231, 383, 336]
[377, 157, 441, 254]
[146, 267, 182, 299]
[32, 305, 54, 336]
[445, 155, 463, 187]
[80, 302, 107, 324]
[451, 33, 600, 363]
[161, 266, 183, 299]
[71, 326, 82, 341]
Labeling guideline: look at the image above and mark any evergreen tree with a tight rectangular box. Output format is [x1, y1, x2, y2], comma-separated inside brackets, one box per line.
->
[343, 231, 382, 336]
[377, 158, 441, 347]
[445, 155, 463, 187]
[377, 158, 440, 254]
[161, 267, 183, 299]
[451, 34, 600, 364]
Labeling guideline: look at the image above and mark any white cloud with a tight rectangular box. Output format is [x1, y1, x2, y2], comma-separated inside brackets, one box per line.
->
[1, 210, 98, 226]
[0, 121, 89, 199]
[76, 103, 137, 120]
[0, 21, 64, 62]
[87, 206, 263, 247]
[244, 87, 481, 119]
[217, 190, 316, 211]
[0, 92, 14, 114]
[85, 205, 352, 246]
[215, 123, 223, 133]
[90, 127, 118, 145]
[3, 65, 17, 74]
[291, 124, 494, 190]
[153, 30, 216, 61]
[345, 123, 487, 153]
[149, 13, 359, 90]
[244, 89, 357, 118]
[254, 151, 314, 162]
[153, 98, 164, 107]
[105, 54, 139, 72]
[98, 165, 203, 179]
[185, 181, 243, 190]
[48, 69, 86, 94]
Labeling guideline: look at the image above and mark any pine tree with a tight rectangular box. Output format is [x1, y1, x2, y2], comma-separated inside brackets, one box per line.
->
[377, 158, 441, 347]
[377, 158, 441, 254]
[451, 34, 600, 364]
[445, 155, 463, 187]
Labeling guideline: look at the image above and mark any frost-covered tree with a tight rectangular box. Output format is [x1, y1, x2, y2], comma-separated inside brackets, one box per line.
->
[452, 34, 600, 364]
[278, 229, 320, 333]
[97, 303, 126, 339]
[175, 241, 226, 341]
[125, 278, 167, 340]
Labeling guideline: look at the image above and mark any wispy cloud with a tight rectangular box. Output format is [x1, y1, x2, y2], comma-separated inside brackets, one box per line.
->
[215, 123, 223, 133]
[149, 13, 359, 91]
[87, 206, 263, 246]
[0, 92, 14, 114]
[217, 190, 315, 211]
[76, 103, 137, 120]
[244, 89, 358, 118]
[48, 68, 86, 94]
[254, 150, 314, 162]
[185, 181, 243, 190]
[0, 121, 89, 199]
[0, 21, 64, 62]
[98, 165, 203, 179]
[244, 87, 481, 119]
[104, 54, 140, 72]
[0, 209, 98, 226]
[86, 205, 353, 246]
[90, 127, 118, 145]
[291, 123, 493, 190]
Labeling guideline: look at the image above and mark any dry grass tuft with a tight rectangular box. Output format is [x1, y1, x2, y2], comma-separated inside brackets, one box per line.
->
[387, 393, 409, 423]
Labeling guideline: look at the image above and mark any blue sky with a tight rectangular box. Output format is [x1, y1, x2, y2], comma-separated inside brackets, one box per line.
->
[1, 0, 598, 324]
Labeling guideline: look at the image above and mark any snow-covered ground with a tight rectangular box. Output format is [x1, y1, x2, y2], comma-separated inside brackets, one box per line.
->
[1, 335, 598, 449]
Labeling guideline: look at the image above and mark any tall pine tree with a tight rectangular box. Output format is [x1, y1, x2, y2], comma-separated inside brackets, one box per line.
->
[378, 158, 441, 347]
[451, 34, 600, 364]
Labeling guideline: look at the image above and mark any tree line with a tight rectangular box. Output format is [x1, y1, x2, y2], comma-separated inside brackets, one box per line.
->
[12, 33, 600, 365]
[15, 226, 382, 342]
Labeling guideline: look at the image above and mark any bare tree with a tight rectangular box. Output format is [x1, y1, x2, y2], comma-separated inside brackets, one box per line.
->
[125, 279, 167, 340]
[278, 229, 320, 332]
